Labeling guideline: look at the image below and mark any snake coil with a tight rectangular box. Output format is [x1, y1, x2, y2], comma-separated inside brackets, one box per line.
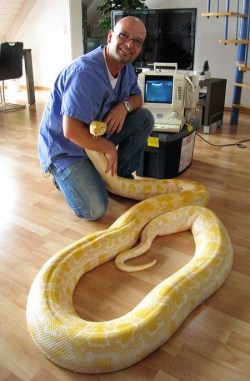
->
[26, 149, 233, 374]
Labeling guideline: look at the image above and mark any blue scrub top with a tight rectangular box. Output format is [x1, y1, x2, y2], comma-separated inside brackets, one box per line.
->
[38, 46, 141, 172]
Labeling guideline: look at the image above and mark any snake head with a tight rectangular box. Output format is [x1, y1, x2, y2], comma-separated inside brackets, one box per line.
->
[89, 121, 107, 137]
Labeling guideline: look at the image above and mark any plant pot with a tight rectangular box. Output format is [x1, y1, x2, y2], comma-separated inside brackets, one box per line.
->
[205, 70, 211, 79]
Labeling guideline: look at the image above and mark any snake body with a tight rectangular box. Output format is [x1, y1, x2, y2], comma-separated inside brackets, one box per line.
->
[26, 150, 233, 374]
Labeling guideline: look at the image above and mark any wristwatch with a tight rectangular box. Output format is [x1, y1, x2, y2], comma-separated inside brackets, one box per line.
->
[122, 101, 132, 113]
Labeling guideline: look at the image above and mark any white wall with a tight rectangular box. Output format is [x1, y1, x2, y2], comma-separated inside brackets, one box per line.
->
[12, 0, 82, 88]
[9, 0, 250, 107]
[68, 0, 84, 60]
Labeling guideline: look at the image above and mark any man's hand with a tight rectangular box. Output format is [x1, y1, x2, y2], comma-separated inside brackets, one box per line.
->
[104, 103, 127, 135]
[104, 146, 118, 176]
[104, 94, 143, 135]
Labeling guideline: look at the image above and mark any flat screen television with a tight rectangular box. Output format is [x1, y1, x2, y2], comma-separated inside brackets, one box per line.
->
[111, 8, 197, 71]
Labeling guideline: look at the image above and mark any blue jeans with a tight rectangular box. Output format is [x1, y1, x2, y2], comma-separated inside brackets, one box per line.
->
[49, 108, 154, 220]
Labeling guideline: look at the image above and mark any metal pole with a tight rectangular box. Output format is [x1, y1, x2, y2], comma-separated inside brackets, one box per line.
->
[244, 5, 250, 66]
[207, 0, 211, 13]
[224, 0, 230, 39]
[235, 0, 240, 40]
[230, 0, 249, 125]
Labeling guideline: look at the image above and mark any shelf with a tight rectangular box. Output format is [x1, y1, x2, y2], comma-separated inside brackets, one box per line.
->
[236, 62, 250, 71]
[238, 67, 250, 71]
[234, 82, 250, 90]
[219, 39, 250, 45]
[202, 12, 248, 18]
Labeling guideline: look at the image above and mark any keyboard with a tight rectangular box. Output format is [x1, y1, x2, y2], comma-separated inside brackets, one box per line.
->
[153, 124, 182, 133]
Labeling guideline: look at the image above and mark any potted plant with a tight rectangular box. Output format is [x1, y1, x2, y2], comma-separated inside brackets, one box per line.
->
[203, 60, 211, 79]
[199, 70, 206, 81]
[97, 0, 148, 35]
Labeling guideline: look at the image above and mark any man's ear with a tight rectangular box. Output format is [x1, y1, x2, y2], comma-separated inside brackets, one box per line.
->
[107, 30, 113, 44]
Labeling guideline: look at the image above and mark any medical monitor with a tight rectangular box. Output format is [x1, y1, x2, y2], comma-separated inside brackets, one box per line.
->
[138, 66, 188, 131]
[144, 75, 173, 104]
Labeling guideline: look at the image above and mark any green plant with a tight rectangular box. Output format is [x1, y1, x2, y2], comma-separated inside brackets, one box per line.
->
[203, 60, 210, 72]
[97, 0, 148, 35]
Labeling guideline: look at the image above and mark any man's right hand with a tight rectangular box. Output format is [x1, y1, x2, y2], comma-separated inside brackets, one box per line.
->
[105, 147, 118, 176]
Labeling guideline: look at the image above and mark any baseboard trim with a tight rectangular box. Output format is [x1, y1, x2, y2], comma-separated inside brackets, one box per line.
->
[20, 85, 51, 91]
[225, 106, 250, 114]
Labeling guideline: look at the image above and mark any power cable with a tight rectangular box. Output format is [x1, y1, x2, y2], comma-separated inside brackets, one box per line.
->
[196, 132, 250, 148]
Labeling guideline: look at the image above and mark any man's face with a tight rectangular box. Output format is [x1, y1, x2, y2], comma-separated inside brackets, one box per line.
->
[107, 24, 145, 65]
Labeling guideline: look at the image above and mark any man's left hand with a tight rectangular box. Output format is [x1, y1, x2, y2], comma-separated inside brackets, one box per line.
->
[104, 103, 127, 135]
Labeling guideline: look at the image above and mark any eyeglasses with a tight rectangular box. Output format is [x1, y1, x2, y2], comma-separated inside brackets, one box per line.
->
[117, 32, 144, 48]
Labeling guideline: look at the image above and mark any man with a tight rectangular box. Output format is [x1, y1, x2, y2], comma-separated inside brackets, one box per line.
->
[38, 16, 154, 220]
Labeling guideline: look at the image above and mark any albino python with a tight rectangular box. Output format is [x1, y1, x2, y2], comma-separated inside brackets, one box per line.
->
[26, 122, 233, 373]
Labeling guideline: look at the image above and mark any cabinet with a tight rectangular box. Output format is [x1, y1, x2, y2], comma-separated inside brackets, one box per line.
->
[136, 118, 199, 179]
[197, 78, 227, 133]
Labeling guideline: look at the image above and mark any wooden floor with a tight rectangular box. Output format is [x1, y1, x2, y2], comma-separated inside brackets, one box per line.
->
[0, 92, 250, 381]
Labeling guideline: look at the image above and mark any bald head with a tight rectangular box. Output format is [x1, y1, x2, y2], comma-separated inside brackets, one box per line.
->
[114, 16, 146, 41]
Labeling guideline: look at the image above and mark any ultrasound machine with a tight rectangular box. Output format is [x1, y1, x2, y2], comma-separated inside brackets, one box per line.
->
[138, 63, 199, 133]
